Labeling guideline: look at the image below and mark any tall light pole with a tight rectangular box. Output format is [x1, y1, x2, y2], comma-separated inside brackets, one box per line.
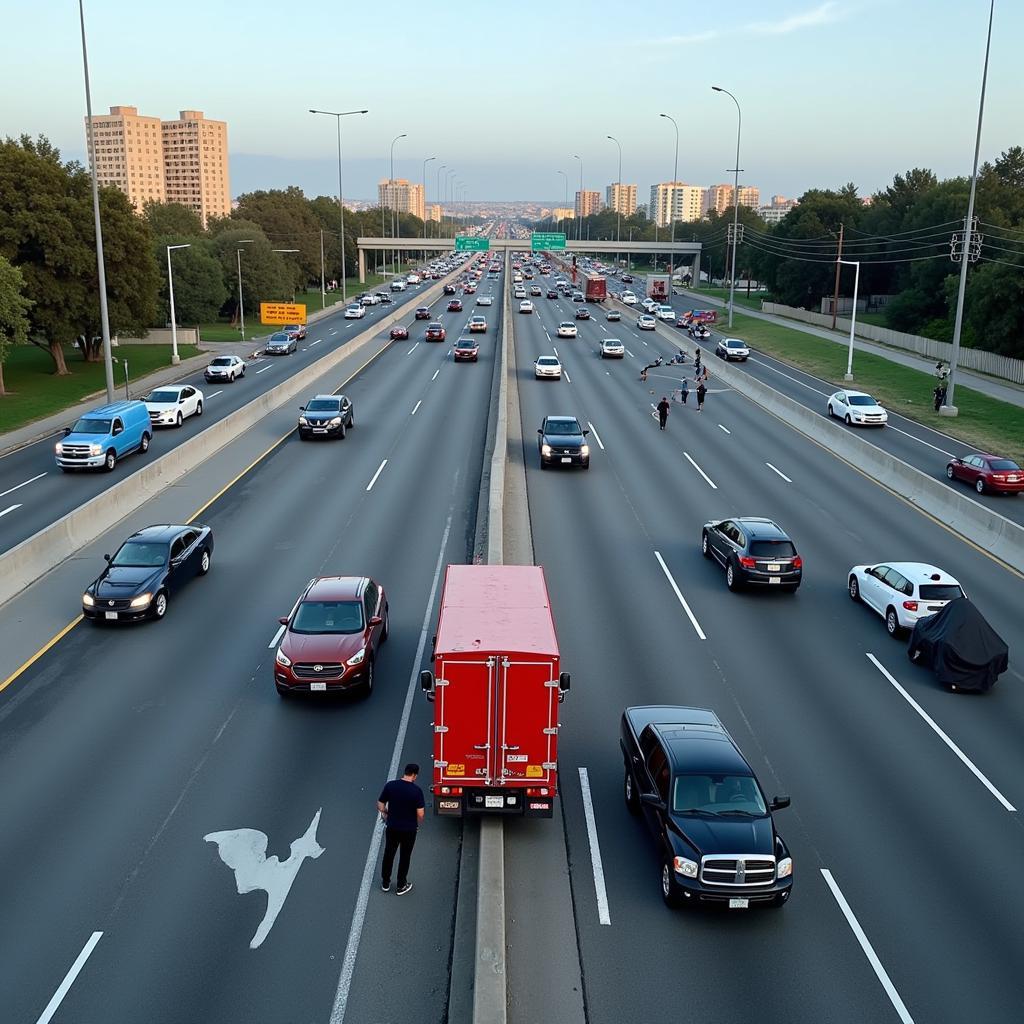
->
[607, 135, 623, 270]
[422, 155, 436, 257]
[712, 87, 743, 327]
[659, 113, 680, 283]
[573, 154, 583, 243]
[78, 0, 115, 402]
[235, 240, 254, 341]
[945, 0, 995, 417]
[165, 243, 190, 366]
[837, 260, 861, 380]
[436, 164, 446, 238]
[557, 170, 568, 237]
[447, 169, 457, 241]
[389, 133, 407, 277]
[309, 108, 368, 305]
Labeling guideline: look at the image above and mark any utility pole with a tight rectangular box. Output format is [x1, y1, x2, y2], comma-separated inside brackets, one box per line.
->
[830, 222, 844, 330]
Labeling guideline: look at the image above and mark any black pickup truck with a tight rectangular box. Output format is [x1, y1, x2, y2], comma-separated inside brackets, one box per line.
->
[620, 705, 793, 909]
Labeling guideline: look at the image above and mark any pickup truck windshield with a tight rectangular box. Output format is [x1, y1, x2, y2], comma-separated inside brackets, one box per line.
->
[71, 418, 112, 434]
[673, 774, 767, 817]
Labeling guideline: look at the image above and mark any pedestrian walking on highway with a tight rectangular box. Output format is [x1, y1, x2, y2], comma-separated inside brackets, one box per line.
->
[696, 381, 707, 413]
[680, 377, 689, 404]
[657, 396, 671, 430]
[378, 763, 425, 895]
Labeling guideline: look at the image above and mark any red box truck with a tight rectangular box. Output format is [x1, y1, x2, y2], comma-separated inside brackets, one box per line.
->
[420, 564, 570, 818]
[583, 273, 607, 302]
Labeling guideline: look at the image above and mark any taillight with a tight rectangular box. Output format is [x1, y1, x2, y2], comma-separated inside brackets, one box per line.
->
[903, 600, 918, 611]
[739, 556, 757, 568]
[792, 556, 803, 569]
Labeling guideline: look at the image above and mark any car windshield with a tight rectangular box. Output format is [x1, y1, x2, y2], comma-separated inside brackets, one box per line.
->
[673, 774, 767, 817]
[537, 357, 558, 365]
[919, 583, 964, 601]
[545, 419, 581, 435]
[727, 340, 745, 348]
[147, 390, 180, 403]
[291, 600, 364, 635]
[848, 395, 878, 406]
[560, 323, 574, 329]
[270, 333, 288, 341]
[457, 340, 476, 348]
[70, 417, 111, 434]
[306, 399, 339, 412]
[604, 340, 622, 347]
[989, 459, 1020, 470]
[749, 540, 797, 558]
[111, 541, 167, 567]
[210, 357, 233, 367]
[429, 323, 442, 329]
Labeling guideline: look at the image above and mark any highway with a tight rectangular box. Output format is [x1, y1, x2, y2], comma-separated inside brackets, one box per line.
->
[0, 278, 446, 556]
[512, 273, 1024, 1024]
[0, 264, 499, 1024]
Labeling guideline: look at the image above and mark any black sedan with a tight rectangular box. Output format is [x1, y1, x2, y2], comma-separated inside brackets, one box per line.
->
[546, 289, 558, 299]
[538, 415, 590, 470]
[443, 283, 457, 295]
[82, 524, 214, 623]
[701, 517, 802, 592]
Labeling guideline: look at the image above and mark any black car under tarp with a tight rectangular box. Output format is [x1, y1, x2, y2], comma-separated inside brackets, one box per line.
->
[907, 598, 1009, 692]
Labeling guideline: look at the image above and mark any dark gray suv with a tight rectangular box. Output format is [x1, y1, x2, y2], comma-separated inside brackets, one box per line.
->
[298, 394, 354, 440]
[701, 517, 802, 592]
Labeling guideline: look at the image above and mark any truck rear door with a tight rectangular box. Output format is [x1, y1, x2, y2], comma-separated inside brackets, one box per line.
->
[437, 656, 494, 786]
[498, 655, 559, 789]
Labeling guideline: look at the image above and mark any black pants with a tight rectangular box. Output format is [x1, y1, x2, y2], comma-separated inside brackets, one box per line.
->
[382, 827, 417, 886]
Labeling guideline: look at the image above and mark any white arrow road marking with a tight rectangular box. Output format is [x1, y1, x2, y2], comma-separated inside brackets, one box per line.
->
[205, 809, 325, 949]
[35, 932, 103, 1024]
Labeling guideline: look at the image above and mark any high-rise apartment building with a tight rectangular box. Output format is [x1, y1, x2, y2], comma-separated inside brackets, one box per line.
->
[550, 207, 575, 222]
[161, 111, 231, 226]
[704, 183, 761, 216]
[378, 179, 426, 220]
[84, 106, 231, 225]
[757, 195, 798, 224]
[649, 182, 706, 227]
[575, 190, 601, 218]
[84, 105, 166, 213]
[605, 182, 638, 216]
[426, 203, 442, 223]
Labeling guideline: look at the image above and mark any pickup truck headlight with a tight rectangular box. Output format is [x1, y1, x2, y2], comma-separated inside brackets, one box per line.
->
[541, 444, 552, 456]
[55, 442, 64, 454]
[89, 443, 103, 456]
[275, 648, 292, 667]
[777, 857, 793, 879]
[129, 592, 153, 608]
[82, 592, 94, 607]
[346, 648, 366, 667]
[673, 856, 698, 878]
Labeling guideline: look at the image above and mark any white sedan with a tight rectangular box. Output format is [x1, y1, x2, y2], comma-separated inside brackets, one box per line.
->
[519, 300, 534, 314]
[556, 322, 578, 338]
[145, 384, 203, 427]
[827, 390, 888, 426]
[656, 305, 675, 321]
[476, 295, 494, 306]
[637, 315, 657, 331]
[848, 561, 964, 636]
[621, 291, 638, 305]
[601, 338, 625, 359]
[535, 355, 563, 379]
[344, 304, 366, 319]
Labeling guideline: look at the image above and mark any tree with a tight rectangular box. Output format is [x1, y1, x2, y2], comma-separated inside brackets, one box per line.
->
[155, 236, 228, 325]
[0, 255, 32, 396]
[233, 187, 322, 289]
[208, 222, 290, 325]
[144, 201, 204, 237]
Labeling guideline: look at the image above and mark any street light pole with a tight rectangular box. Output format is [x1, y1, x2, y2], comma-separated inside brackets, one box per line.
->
[607, 135, 623, 271]
[447, 170, 457, 243]
[557, 170, 568, 238]
[436, 164, 446, 239]
[235, 240, 254, 341]
[166, 243, 190, 365]
[838, 259, 861, 380]
[389, 133, 407, 278]
[712, 87, 743, 327]
[78, 0, 115, 403]
[944, 0, 995, 417]
[573, 154, 583, 243]
[659, 113, 679, 283]
[309, 108, 368, 305]
[319, 228, 326, 309]
[422, 155, 436, 259]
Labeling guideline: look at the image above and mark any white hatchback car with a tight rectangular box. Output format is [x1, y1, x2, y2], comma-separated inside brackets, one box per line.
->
[621, 291, 638, 305]
[828, 389, 888, 426]
[519, 300, 534, 314]
[848, 561, 964, 636]
[476, 295, 494, 306]
[601, 338, 625, 358]
[344, 304, 366, 319]
[145, 384, 204, 427]
[656, 305, 675, 321]
[535, 355, 563, 379]
[637, 315, 657, 331]
[556, 322, 578, 338]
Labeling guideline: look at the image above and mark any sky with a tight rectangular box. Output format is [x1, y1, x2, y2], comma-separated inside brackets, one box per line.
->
[3, 0, 1020, 205]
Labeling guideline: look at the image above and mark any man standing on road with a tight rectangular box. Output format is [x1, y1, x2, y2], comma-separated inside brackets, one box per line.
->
[696, 380, 707, 413]
[378, 763, 425, 896]
[657, 396, 671, 430]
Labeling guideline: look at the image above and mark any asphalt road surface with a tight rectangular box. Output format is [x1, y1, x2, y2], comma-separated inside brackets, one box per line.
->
[0, 267, 500, 1024]
[0, 277, 454, 556]
[512, 278, 1024, 1024]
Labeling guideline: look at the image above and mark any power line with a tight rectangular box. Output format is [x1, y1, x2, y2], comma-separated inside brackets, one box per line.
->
[743, 237, 952, 266]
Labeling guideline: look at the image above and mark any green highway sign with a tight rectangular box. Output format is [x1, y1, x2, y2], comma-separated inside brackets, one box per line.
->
[532, 232, 566, 251]
[455, 236, 490, 251]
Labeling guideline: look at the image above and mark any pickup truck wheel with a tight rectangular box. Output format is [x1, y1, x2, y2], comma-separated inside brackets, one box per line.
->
[623, 769, 640, 815]
[661, 861, 684, 909]
[104, 449, 117, 472]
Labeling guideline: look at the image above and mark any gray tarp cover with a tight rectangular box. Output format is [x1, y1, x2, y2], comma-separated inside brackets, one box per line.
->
[908, 597, 1009, 692]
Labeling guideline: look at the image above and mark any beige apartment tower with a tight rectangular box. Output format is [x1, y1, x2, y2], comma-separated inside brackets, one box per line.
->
[378, 179, 426, 221]
[605, 183, 638, 216]
[85, 106, 231, 226]
[704, 183, 761, 216]
[575, 190, 601, 218]
[649, 182, 706, 227]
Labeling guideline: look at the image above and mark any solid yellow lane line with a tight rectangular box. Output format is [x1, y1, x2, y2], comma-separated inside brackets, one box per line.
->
[0, 616, 83, 695]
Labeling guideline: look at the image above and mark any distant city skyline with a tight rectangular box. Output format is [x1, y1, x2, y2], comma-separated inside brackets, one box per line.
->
[6, 1, 1019, 203]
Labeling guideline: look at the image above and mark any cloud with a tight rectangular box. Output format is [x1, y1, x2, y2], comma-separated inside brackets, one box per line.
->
[746, 1, 844, 35]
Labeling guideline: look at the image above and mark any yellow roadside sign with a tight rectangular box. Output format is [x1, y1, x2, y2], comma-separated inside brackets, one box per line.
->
[260, 302, 307, 325]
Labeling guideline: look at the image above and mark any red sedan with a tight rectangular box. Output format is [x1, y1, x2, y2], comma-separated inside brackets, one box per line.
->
[425, 322, 446, 341]
[453, 337, 480, 362]
[946, 453, 1023, 495]
[389, 325, 409, 340]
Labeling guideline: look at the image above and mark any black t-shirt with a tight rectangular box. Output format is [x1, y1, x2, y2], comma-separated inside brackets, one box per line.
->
[379, 779, 425, 831]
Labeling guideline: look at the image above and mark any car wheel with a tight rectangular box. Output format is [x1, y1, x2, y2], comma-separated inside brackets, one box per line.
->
[140, 433, 151, 453]
[885, 606, 902, 637]
[827, 404, 834, 418]
[661, 860, 683, 909]
[104, 449, 117, 472]
[348, 412, 354, 428]
[240, 366, 245, 377]
[726, 563, 741, 591]
[975, 478, 985, 494]
[381, 605, 390, 643]
[363, 658, 374, 698]
[624, 768, 640, 815]
[195, 401, 203, 417]
[582, 459, 590, 470]
[152, 590, 168, 620]
[946, 465, 955, 479]
[199, 549, 211, 575]
[848, 576, 860, 601]
[229, 372, 236, 382]
[540, 459, 549, 470]
[338, 421, 346, 440]
[701, 531, 711, 559]
[845, 414, 852, 425]
[176, 412, 183, 427]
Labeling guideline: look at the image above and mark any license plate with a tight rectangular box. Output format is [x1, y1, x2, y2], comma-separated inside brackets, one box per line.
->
[310, 682, 327, 692]
[561, 457, 571, 463]
[769, 577, 781, 584]
[104, 611, 118, 620]
[313, 428, 327, 433]
[729, 898, 749, 909]
[485, 795, 504, 809]
[767, 563, 781, 572]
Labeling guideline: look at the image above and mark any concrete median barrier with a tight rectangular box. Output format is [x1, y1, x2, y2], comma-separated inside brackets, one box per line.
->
[0, 268, 466, 608]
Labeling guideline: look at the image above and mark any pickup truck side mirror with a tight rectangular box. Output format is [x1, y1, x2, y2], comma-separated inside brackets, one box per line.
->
[641, 793, 666, 812]
[583, 429, 590, 437]
[770, 795, 791, 811]
[420, 670, 435, 703]
[63, 426, 72, 436]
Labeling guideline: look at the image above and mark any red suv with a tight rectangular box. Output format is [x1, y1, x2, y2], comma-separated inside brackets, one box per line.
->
[274, 576, 388, 697]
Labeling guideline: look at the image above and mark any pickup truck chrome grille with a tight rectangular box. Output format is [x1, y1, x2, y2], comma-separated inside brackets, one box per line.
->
[59, 444, 95, 460]
[700, 854, 775, 887]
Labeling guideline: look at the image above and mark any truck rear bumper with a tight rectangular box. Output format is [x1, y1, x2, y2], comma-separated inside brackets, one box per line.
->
[433, 788, 554, 818]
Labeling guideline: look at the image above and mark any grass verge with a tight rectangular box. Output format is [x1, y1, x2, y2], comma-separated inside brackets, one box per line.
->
[1, 343, 200, 433]
[728, 312, 1024, 464]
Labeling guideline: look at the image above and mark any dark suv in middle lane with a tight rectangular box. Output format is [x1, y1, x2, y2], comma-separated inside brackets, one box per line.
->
[538, 415, 590, 470]
[298, 394, 354, 439]
[701, 517, 802, 592]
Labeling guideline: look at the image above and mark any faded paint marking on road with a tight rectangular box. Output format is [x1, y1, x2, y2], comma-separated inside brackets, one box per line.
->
[654, 551, 707, 640]
[578, 768, 611, 926]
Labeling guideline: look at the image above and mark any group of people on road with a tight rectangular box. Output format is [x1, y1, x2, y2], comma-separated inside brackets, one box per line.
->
[657, 378, 707, 428]
[645, 346, 711, 430]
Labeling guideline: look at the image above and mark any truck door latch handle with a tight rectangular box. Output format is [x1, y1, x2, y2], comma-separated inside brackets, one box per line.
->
[473, 743, 490, 750]
[503, 745, 520, 751]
